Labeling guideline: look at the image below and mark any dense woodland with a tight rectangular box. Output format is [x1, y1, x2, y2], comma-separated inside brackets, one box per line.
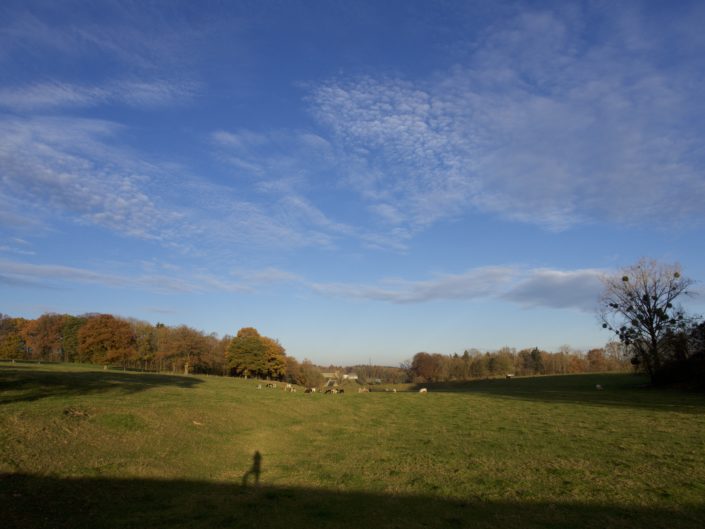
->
[0, 312, 636, 386]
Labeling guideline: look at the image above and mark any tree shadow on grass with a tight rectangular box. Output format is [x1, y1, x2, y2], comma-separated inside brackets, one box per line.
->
[0, 365, 202, 405]
[413, 374, 705, 414]
[1, 472, 703, 529]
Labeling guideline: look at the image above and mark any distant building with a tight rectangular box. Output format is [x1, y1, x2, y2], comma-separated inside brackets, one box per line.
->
[321, 372, 338, 387]
[342, 373, 358, 380]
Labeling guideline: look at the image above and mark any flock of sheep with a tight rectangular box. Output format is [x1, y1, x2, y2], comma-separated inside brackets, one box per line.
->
[255, 382, 430, 394]
[255, 380, 604, 393]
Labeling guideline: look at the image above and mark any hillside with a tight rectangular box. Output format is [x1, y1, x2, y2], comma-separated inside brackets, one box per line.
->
[2, 363, 704, 528]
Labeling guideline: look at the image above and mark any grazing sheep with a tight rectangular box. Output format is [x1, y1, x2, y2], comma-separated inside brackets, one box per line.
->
[419, 388, 428, 394]
[393, 388, 397, 393]
[257, 384, 262, 390]
[596, 384, 603, 390]
[338, 388, 344, 394]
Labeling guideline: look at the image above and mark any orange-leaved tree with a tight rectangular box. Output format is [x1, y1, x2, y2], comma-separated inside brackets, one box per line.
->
[78, 314, 136, 367]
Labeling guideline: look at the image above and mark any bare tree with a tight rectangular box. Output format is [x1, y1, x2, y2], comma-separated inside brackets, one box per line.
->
[599, 259, 696, 381]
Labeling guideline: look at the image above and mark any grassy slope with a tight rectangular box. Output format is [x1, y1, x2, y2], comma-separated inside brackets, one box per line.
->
[1, 363, 704, 528]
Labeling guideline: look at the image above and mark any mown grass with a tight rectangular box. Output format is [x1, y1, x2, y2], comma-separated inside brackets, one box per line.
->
[1, 363, 704, 528]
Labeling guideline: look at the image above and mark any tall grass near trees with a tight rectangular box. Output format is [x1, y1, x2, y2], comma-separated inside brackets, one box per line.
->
[2, 363, 704, 528]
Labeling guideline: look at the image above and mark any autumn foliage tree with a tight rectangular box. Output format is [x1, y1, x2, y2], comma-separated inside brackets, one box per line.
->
[226, 327, 287, 380]
[62, 315, 86, 362]
[0, 315, 26, 359]
[78, 314, 136, 367]
[410, 352, 440, 382]
[168, 325, 212, 373]
[297, 359, 324, 387]
[20, 313, 66, 361]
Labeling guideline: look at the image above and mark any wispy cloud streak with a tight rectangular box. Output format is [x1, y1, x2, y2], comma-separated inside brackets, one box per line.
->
[312, 266, 605, 311]
[0, 80, 197, 110]
[0, 259, 241, 294]
[0, 116, 179, 240]
[0, 117, 366, 256]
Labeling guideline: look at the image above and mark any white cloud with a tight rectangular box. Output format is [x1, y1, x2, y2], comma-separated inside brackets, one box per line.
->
[0, 116, 177, 240]
[0, 4, 205, 72]
[0, 116, 361, 256]
[0, 80, 196, 110]
[0, 273, 47, 288]
[210, 127, 411, 251]
[311, 267, 517, 304]
[0, 259, 303, 296]
[114, 79, 198, 107]
[0, 245, 35, 256]
[311, 266, 605, 311]
[0, 259, 232, 294]
[230, 267, 303, 284]
[0, 260, 135, 289]
[143, 307, 179, 315]
[210, 129, 336, 185]
[0, 82, 108, 109]
[0, 6, 201, 113]
[175, 181, 340, 251]
[308, 6, 705, 231]
[503, 269, 605, 312]
[212, 130, 269, 150]
[191, 274, 250, 294]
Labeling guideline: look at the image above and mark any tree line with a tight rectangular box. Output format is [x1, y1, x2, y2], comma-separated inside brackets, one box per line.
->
[1, 311, 628, 385]
[405, 345, 630, 383]
[0, 311, 645, 383]
[0, 312, 332, 386]
[0, 312, 231, 374]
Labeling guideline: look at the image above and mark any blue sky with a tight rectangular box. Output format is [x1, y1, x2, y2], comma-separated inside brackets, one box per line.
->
[1, 0, 704, 365]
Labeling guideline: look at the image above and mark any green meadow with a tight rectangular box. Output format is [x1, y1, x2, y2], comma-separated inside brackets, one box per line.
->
[1, 363, 704, 529]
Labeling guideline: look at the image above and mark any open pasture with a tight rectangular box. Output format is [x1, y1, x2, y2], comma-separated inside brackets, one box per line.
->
[1, 363, 704, 528]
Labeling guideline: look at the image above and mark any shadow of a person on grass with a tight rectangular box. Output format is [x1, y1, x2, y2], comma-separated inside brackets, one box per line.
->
[241, 451, 262, 487]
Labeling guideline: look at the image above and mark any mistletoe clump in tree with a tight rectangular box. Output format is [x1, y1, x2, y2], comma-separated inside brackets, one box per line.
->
[599, 259, 697, 382]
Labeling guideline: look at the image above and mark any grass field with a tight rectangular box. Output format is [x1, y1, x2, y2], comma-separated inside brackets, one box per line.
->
[1, 362, 704, 528]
